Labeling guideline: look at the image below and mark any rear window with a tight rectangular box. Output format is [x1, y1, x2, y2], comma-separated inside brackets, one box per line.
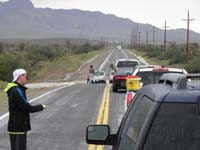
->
[117, 68, 134, 74]
[117, 61, 139, 68]
[95, 71, 104, 76]
[143, 103, 200, 150]
[137, 71, 183, 85]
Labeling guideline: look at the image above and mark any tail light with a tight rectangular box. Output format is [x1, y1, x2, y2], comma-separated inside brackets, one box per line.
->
[114, 76, 127, 80]
[127, 92, 133, 107]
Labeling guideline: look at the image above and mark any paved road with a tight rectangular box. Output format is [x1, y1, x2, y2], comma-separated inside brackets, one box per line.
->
[0, 49, 139, 150]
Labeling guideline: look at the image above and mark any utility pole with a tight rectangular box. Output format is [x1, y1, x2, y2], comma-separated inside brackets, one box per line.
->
[136, 24, 139, 48]
[153, 27, 155, 46]
[146, 30, 149, 45]
[131, 28, 134, 49]
[182, 10, 195, 63]
[138, 32, 141, 49]
[163, 20, 170, 50]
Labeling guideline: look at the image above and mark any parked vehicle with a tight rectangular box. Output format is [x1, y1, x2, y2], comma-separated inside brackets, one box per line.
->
[116, 45, 122, 51]
[112, 67, 135, 92]
[93, 70, 106, 83]
[86, 73, 200, 150]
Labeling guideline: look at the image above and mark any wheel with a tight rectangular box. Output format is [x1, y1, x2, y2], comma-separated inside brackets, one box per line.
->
[112, 86, 117, 92]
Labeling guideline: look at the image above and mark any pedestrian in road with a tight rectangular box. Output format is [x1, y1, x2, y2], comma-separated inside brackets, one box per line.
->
[88, 65, 95, 83]
[4, 68, 47, 150]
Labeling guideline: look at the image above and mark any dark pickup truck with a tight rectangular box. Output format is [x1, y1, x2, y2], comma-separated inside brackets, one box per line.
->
[86, 73, 200, 150]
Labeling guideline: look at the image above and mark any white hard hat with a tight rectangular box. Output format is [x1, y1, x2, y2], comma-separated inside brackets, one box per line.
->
[12, 69, 27, 82]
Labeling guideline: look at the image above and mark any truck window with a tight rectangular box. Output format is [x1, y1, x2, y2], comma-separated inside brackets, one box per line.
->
[143, 103, 200, 150]
[118, 96, 154, 150]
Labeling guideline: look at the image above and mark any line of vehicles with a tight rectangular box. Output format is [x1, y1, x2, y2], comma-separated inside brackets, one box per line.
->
[109, 58, 188, 109]
[86, 57, 200, 149]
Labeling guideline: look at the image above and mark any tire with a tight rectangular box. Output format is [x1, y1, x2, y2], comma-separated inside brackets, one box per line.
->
[112, 86, 117, 92]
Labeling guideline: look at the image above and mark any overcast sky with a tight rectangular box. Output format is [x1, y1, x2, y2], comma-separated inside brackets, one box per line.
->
[1, 0, 200, 33]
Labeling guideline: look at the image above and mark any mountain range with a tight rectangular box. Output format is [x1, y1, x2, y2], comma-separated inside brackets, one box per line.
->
[0, 0, 200, 44]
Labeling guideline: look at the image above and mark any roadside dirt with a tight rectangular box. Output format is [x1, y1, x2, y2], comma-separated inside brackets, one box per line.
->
[0, 50, 108, 116]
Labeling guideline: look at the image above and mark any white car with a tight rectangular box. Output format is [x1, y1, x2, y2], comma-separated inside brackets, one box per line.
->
[125, 66, 188, 110]
[93, 70, 106, 83]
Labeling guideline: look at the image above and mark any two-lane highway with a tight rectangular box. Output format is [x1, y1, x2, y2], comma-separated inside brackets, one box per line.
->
[0, 49, 139, 150]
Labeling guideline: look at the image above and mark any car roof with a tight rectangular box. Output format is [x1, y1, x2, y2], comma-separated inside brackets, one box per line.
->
[115, 58, 140, 64]
[138, 83, 200, 103]
[135, 67, 187, 73]
[117, 67, 135, 70]
[137, 84, 172, 102]
[137, 65, 161, 69]
[116, 58, 139, 61]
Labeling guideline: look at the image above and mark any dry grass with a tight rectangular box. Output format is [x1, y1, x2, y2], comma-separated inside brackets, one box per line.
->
[0, 90, 8, 114]
[32, 50, 104, 82]
[0, 49, 105, 115]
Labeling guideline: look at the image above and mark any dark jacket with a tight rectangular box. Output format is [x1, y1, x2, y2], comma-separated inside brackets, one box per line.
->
[4, 82, 44, 132]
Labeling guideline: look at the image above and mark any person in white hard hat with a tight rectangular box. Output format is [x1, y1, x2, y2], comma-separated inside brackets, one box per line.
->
[4, 69, 47, 150]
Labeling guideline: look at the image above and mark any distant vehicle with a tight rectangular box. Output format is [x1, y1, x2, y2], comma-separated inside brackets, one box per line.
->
[116, 45, 122, 51]
[93, 70, 106, 83]
[125, 67, 188, 107]
[86, 73, 200, 150]
[112, 67, 135, 92]
[114, 58, 140, 72]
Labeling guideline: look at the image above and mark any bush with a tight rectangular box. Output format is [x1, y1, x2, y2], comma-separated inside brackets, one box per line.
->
[136, 43, 199, 67]
[0, 40, 104, 81]
[184, 56, 200, 73]
[0, 51, 30, 81]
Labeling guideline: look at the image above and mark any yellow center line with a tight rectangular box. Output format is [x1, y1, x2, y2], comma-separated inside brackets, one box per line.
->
[88, 84, 111, 150]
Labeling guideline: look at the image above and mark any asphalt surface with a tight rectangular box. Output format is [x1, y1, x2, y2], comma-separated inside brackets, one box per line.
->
[0, 49, 139, 150]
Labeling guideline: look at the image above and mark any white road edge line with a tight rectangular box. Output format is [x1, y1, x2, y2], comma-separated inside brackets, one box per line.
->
[0, 83, 75, 121]
[99, 50, 115, 71]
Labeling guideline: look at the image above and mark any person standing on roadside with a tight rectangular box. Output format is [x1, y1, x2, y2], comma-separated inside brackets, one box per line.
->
[4, 69, 47, 150]
[88, 65, 95, 83]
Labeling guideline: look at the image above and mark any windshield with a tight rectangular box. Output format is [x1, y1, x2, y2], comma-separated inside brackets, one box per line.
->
[117, 61, 139, 68]
[95, 71, 104, 76]
[117, 68, 134, 75]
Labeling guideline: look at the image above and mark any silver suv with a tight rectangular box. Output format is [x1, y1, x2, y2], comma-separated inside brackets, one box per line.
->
[114, 59, 140, 72]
